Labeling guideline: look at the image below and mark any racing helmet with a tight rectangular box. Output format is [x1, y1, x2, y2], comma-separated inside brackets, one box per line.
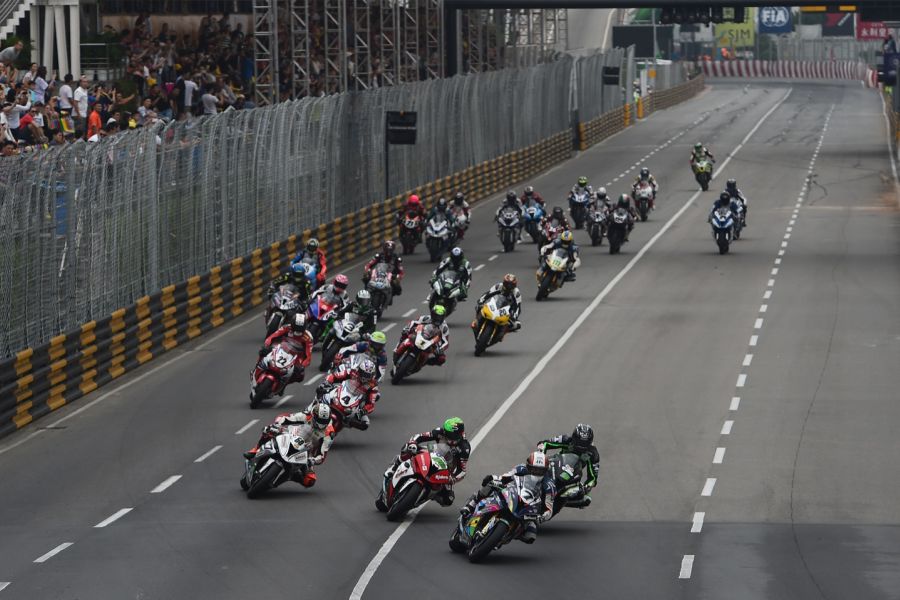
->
[382, 240, 396, 256]
[306, 238, 320, 253]
[430, 304, 447, 324]
[502, 273, 518, 292]
[313, 403, 332, 430]
[454, 191, 465, 205]
[577, 176, 588, 188]
[367, 331, 386, 351]
[523, 185, 535, 198]
[560, 230, 574, 247]
[449, 246, 464, 264]
[291, 313, 307, 333]
[596, 187, 608, 201]
[640, 167, 650, 180]
[551, 206, 564, 221]
[332, 274, 349, 294]
[355, 289, 371, 307]
[526, 451, 548, 476]
[572, 424, 594, 452]
[357, 358, 377, 382]
[726, 178, 737, 192]
[442, 416, 465, 444]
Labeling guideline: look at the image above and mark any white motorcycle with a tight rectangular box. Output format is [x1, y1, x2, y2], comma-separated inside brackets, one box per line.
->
[318, 312, 366, 372]
[425, 213, 454, 263]
[240, 426, 311, 498]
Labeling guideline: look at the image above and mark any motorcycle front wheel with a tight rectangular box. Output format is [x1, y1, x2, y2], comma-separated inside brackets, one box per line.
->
[250, 378, 273, 409]
[391, 353, 415, 385]
[386, 481, 423, 522]
[246, 462, 281, 499]
[468, 520, 509, 564]
[474, 322, 495, 356]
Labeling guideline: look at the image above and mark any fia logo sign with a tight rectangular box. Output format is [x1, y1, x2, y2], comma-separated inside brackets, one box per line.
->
[760, 6, 790, 28]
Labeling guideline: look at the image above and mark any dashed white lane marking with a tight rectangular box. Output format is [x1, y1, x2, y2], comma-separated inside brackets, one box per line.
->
[713, 447, 726, 464]
[235, 420, 259, 435]
[759, 304, 768, 313]
[679, 555, 695, 579]
[721, 420, 734, 435]
[786, 226, 793, 233]
[768, 278, 775, 286]
[749, 335, 758, 346]
[730, 397, 741, 411]
[754, 318, 764, 329]
[402, 308, 416, 317]
[778, 249, 785, 256]
[274, 394, 293, 408]
[789, 220, 795, 226]
[619, 172, 626, 178]
[94, 508, 133, 528]
[701, 478, 717, 497]
[474, 264, 485, 271]
[771, 268, 779, 275]
[382, 323, 397, 332]
[0, 582, 9, 591]
[763, 290, 772, 300]
[781, 241, 789, 248]
[421, 299, 429, 304]
[304, 373, 323, 386]
[742, 354, 753, 367]
[736, 374, 747, 388]
[34, 543, 73, 563]
[691, 512, 705, 533]
[488, 254, 498, 261]
[150, 475, 182, 494]
[194, 445, 223, 463]
[774, 258, 782, 265]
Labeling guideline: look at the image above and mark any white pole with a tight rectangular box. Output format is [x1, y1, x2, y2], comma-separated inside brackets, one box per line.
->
[54, 6, 70, 77]
[43, 7, 54, 73]
[69, 4, 80, 78]
[30, 7, 40, 64]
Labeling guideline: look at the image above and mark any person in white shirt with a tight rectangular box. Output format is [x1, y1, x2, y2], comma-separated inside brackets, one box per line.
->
[58, 74, 74, 112]
[183, 77, 198, 114]
[200, 88, 221, 115]
[3, 94, 31, 133]
[72, 77, 89, 136]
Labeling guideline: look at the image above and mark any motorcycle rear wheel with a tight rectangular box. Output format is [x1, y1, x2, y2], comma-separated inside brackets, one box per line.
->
[536, 274, 552, 301]
[468, 521, 509, 563]
[266, 312, 283, 337]
[391, 354, 415, 385]
[386, 482, 423, 522]
[250, 378, 273, 409]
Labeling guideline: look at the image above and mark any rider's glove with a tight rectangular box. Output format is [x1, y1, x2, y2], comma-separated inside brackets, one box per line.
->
[316, 382, 333, 397]
[264, 424, 281, 436]
[309, 454, 324, 466]
[404, 442, 419, 455]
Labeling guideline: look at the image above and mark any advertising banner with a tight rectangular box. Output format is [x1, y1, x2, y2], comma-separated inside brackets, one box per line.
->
[856, 20, 890, 40]
[822, 12, 855, 37]
[715, 9, 756, 48]
[758, 7, 793, 34]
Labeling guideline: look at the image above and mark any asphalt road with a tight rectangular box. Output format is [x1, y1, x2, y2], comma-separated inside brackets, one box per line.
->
[0, 81, 897, 600]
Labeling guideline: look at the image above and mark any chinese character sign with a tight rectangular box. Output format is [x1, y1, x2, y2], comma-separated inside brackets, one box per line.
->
[715, 9, 756, 49]
[856, 20, 889, 40]
[758, 7, 792, 34]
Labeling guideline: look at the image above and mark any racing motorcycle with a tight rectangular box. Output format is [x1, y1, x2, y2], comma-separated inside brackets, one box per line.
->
[569, 189, 591, 229]
[497, 206, 520, 253]
[425, 213, 454, 263]
[547, 451, 587, 517]
[318, 312, 366, 372]
[314, 373, 371, 432]
[428, 270, 464, 316]
[399, 213, 423, 255]
[730, 198, 745, 240]
[523, 202, 545, 244]
[539, 220, 565, 249]
[449, 474, 544, 563]
[295, 255, 320, 289]
[607, 207, 629, 255]
[250, 339, 305, 408]
[366, 262, 394, 318]
[264, 283, 303, 337]
[240, 426, 312, 498]
[587, 206, 608, 247]
[710, 205, 734, 255]
[391, 322, 443, 384]
[535, 246, 569, 301]
[306, 289, 342, 344]
[634, 182, 654, 222]
[693, 158, 713, 191]
[381, 440, 454, 522]
[472, 295, 512, 356]
[450, 206, 469, 241]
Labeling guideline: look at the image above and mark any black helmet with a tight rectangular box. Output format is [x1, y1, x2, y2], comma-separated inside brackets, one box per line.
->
[306, 238, 320, 253]
[450, 246, 464, 264]
[640, 167, 650, 180]
[382, 240, 396, 256]
[355, 289, 371, 307]
[726, 178, 737, 192]
[454, 192, 465, 205]
[291, 313, 307, 333]
[502, 273, 517, 292]
[572, 423, 594, 452]
[505, 190, 517, 203]
[551, 206, 564, 220]
[719, 191, 731, 203]
[437, 197, 448, 210]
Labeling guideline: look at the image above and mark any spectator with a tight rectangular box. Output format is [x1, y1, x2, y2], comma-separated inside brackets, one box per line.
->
[0, 41, 23, 67]
[87, 102, 102, 139]
[1, 139, 16, 155]
[885, 34, 897, 55]
[58, 74, 74, 113]
[200, 85, 221, 115]
[21, 63, 38, 84]
[34, 67, 54, 103]
[72, 76, 89, 136]
[4, 91, 31, 140]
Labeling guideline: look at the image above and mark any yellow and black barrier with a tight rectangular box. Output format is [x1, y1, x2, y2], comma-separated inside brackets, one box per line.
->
[0, 129, 572, 438]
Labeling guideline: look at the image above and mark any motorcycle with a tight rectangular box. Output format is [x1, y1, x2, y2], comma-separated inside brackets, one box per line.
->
[449, 474, 544, 563]
[535, 246, 570, 301]
[250, 339, 305, 408]
[399, 213, 423, 255]
[318, 312, 366, 372]
[381, 440, 454, 522]
[472, 295, 512, 356]
[693, 158, 713, 191]
[587, 206, 608, 247]
[428, 270, 464, 316]
[314, 374, 371, 432]
[523, 202, 545, 244]
[730, 198, 745, 240]
[296, 255, 320, 289]
[306, 289, 342, 344]
[634, 182, 654, 222]
[264, 283, 303, 337]
[547, 451, 586, 517]
[539, 220, 565, 249]
[710, 206, 734, 255]
[569, 189, 592, 229]
[391, 322, 443, 384]
[450, 206, 469, 241]
[607, 207, 629, 255]
[366, 262, 394, 319]
[497, 207, 520, 253]
[425, 213, 454, 263]
[240, 426, 311, 498]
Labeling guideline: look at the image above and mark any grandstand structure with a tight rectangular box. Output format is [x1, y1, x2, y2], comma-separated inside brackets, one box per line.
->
[252, 0, 568, 105]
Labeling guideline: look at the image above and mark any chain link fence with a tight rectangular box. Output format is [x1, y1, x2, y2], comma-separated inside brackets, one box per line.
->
[1, 56, 578, 356]
[774, 38, 882, 64]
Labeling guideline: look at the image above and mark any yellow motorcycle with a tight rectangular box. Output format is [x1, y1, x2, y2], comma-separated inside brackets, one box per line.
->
[472, 296, 512, 356]
[692, 158, 713, 191]
[535, 247, 569, 301]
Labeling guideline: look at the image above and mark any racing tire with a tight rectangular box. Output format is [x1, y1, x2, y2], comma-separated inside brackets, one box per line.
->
[468, 521, 509, 564]
[386, 482, 423, 522]
[449, 529, 467, 554]
[474, 322, 494, 356]
[265, 312, 283, 338]
[246, 462, 281, 499]
[391, 354, 415, 385]
[250, 378, 273, 409]
[319, 338, 339, 372]
[536, 274, 551, 301]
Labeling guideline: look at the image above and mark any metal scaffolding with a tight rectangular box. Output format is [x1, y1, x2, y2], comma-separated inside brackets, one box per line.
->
[253, 0, 280, 106]
[289, 0, 312, 98]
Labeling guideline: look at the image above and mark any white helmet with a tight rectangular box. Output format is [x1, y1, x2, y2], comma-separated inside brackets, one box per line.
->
[358, 358, 377, 382]
[312, 403, 331, 429]
[596, 187, 608, 200]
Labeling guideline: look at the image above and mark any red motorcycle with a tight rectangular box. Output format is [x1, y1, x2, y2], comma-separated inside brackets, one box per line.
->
[306, 290, 342, 344]
[249, 339, 306, 409]
[391, 322, 443, 384]
[317, 375, 371, 432]
[539, 220, 566, 249]
[399, 213, 423, 254]
[381, 441, 454, 521]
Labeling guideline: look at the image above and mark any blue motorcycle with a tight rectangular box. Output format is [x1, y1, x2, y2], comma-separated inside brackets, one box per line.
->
[710, 206, 734, 255]
[523, 202, 545, 244]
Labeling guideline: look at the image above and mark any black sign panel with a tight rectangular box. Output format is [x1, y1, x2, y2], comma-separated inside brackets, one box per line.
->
[386, 111, 417, 145]
[611, 25, 674, 59]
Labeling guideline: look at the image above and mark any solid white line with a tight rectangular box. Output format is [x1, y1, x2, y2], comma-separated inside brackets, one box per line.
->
[421, 299, 428, 304]
[763, 290, 772, 299]
[749, 335, 758, 346]
[194, 445, 223, 463]
[679, 555, 694, 579]
[754, 318, 764, 329]
[730, 397, 741, 411]
[713, 447, 726, 464]
[721, 420, 734, 435]
[691, 512, 705, 533]
[474, 264, 485, 271]
[349, 85, 794, 600]
[488, 254, 498, 261]
[742, 354, 753, 367]
[759, 304, 768, 313]
[402, 308, 416, 317]
[736, 374, 747, 388]
[304, 373, 324, 386]
[94, 508, 133, 529]
[878, 91, 900, 201]
[0, 582, 9, 591]
[382, 323, 397, 332]
[150, 475, 182, 494]
[34, 543, 73, 563]
[701, 478, 717, 497]
[274, 394, 293, 408]
[235, 419, 259, 435]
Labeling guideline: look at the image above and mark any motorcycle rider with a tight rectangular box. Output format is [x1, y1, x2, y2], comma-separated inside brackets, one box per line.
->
[267, 262, 314, 308]
[427, 197, 453, 221]
[290, 238, 328, 289]
[537, 424, 600, 509]
[376, 417, 470, 512]
[690, 142, 715, 168]
[540, 206, 571, 247]
[333, 331, 388, 381]
[310, 273, 350, 311]
[459, 451, 556, 544]
[243, 403, 335, 487]
[495, 190, 525, 241]
[317, 356, 380, 428]
[395, 304, 450, 368]
[476, 273, 522, 331]
[591, 187, 613, 212]
[451, 192, 471, 240]
[396, 194, 427, 240]
[521, 185, 546, 208]
[632, 167, 659, 208]
[258, 313, 313, 384]
[431, 246, 473, 301]
[570, 176, 594, 198]
[363, 240, 405, 297]
[540, 230, 581, 282]
[708, 191, 741, 223]
[724, 178, 748, 226]
[337, 289, 379, 336]
[614, 193, 638, 241]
